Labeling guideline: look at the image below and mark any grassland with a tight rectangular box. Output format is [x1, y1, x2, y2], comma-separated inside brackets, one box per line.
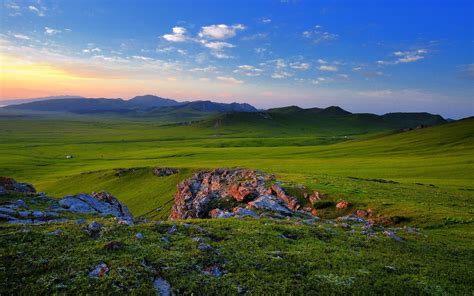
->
[0, 114, 473, 294]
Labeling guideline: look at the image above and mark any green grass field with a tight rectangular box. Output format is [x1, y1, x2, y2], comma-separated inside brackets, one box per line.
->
[0, 114, 473, 294]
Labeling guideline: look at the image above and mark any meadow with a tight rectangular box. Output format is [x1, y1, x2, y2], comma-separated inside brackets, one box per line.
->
[0, 114, 473, 294]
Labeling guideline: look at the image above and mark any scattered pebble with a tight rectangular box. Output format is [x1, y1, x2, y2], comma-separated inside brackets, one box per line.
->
[153, 277, 171, 296]
[167, 224, 177, 234]
[88, 263, 109, 278]
[48, 229, 63, 236]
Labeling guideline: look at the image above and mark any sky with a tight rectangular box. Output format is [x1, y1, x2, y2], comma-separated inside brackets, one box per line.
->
[0, 0, 473, 118]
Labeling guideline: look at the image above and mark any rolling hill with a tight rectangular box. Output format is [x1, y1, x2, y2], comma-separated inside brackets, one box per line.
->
[196, 106, 447, 137]
[2, 95, 258, 115]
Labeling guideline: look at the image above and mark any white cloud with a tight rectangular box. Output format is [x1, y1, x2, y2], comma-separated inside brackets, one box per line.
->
[398, 55, 424, 63]
[198, 24, 245, 40]
[211, 51, 232, 59]
[162, 26, 188, 42]
[290, 62, 310, 70]
[82, 47, 101, 53]
[319, 65, 338, 72]
[13, 34, 30, 40]
[378, 49, 428, 65]
[233, 65, 263, 76]
[217, 76, 243, 84]
[303, 26, 338, 44]
[5, 3, 20, 9]
[132, 55, 154, 61]
[262, 18, 272, 24]
[29, 5, 45, 16]
[254, 47, 267, 54]
[317, 59, 328, 64]
[44, 27, 61, 35]
[189, 66, 217, 73]
[271, 71, 292, 79]
[202, 41, 235, 50]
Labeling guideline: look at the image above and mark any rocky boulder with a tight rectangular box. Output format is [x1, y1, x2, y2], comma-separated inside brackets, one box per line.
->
[58, 191, 134, 222]
[0, 177, 36, 194]
[169, 169, 320, 220]
[153, 167, 179, 177]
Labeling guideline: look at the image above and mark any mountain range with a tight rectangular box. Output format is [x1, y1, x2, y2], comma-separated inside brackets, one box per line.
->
[2, 95, 258, 113]
[1, 95, 448, 130]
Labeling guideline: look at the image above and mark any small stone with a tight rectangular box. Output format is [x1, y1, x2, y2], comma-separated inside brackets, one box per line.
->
[0, 213, 16, 221]
[87, 221, 103, 239]
[336, 201, 350, 209]
[0, 207, 17, 216]
[153, 277, 171, 296]
[18, 211, 30, 218]
[192, 236, 202, 243]
[32, 211, 45, 219]
[233, 207, 259, 218]
[48, 229, 63, 236]
[167, 224, 177, 234]
[385, 265, 396, 273]
[161, 237, 171, 244]
[203, 265, 223, 277]
[383, 230, 403, 242]
[197, 242, 213, 252]
[15, 200, 28, 209]
[88, 263, 109, 278]
[135, 233, 144, 240]
[209, 208, 234, 219]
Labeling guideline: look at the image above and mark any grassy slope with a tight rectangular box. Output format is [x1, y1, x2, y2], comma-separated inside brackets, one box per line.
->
[0, 116, 473, 294]
[0, 116, 472, 223]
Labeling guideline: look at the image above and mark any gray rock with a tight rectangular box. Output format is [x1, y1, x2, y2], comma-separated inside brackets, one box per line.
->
[0, 213, 16, 221]
[161, 237, 171, 244]
[32, 211, 45, 219]
[203, 265, 223, 277]
[197, 242, 213, 252]
[8, 219, 33, 224]
[48, 229, 63, 236]
[48, 218, 69, 224]
[18, 211, 30, 218]
[248, 195, 292, 214]
[0, 207, 17, 216]
[167, 224, 177, 234]
[87, 221, 103, 239]
[192, 236, 202, 243]
[135, 233, 144, 240]
[153, 277, 171, 296]
[233, 207, 259, 218]
[88, 263, 109, 278]
[384, 230, 403, 242]
[14, 200, 28, 209]
[210, 208, 234, 219]
[58, 192, 134, 222]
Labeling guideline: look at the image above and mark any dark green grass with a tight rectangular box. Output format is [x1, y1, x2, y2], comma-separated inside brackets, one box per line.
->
[1, 217, 472, 295]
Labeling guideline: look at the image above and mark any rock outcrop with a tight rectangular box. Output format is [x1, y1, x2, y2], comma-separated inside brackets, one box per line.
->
[169, 169, 321, 220]
[153, 167, 180, 177]
[58, 191, 134, 222]
[0, 177, 36, 194]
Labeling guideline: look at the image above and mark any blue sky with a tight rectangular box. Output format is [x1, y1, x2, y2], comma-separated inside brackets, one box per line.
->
[0, 0, 473, 118]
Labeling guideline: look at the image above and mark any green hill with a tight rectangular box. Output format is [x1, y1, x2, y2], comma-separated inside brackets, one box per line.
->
[193, 106, 447, 138]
